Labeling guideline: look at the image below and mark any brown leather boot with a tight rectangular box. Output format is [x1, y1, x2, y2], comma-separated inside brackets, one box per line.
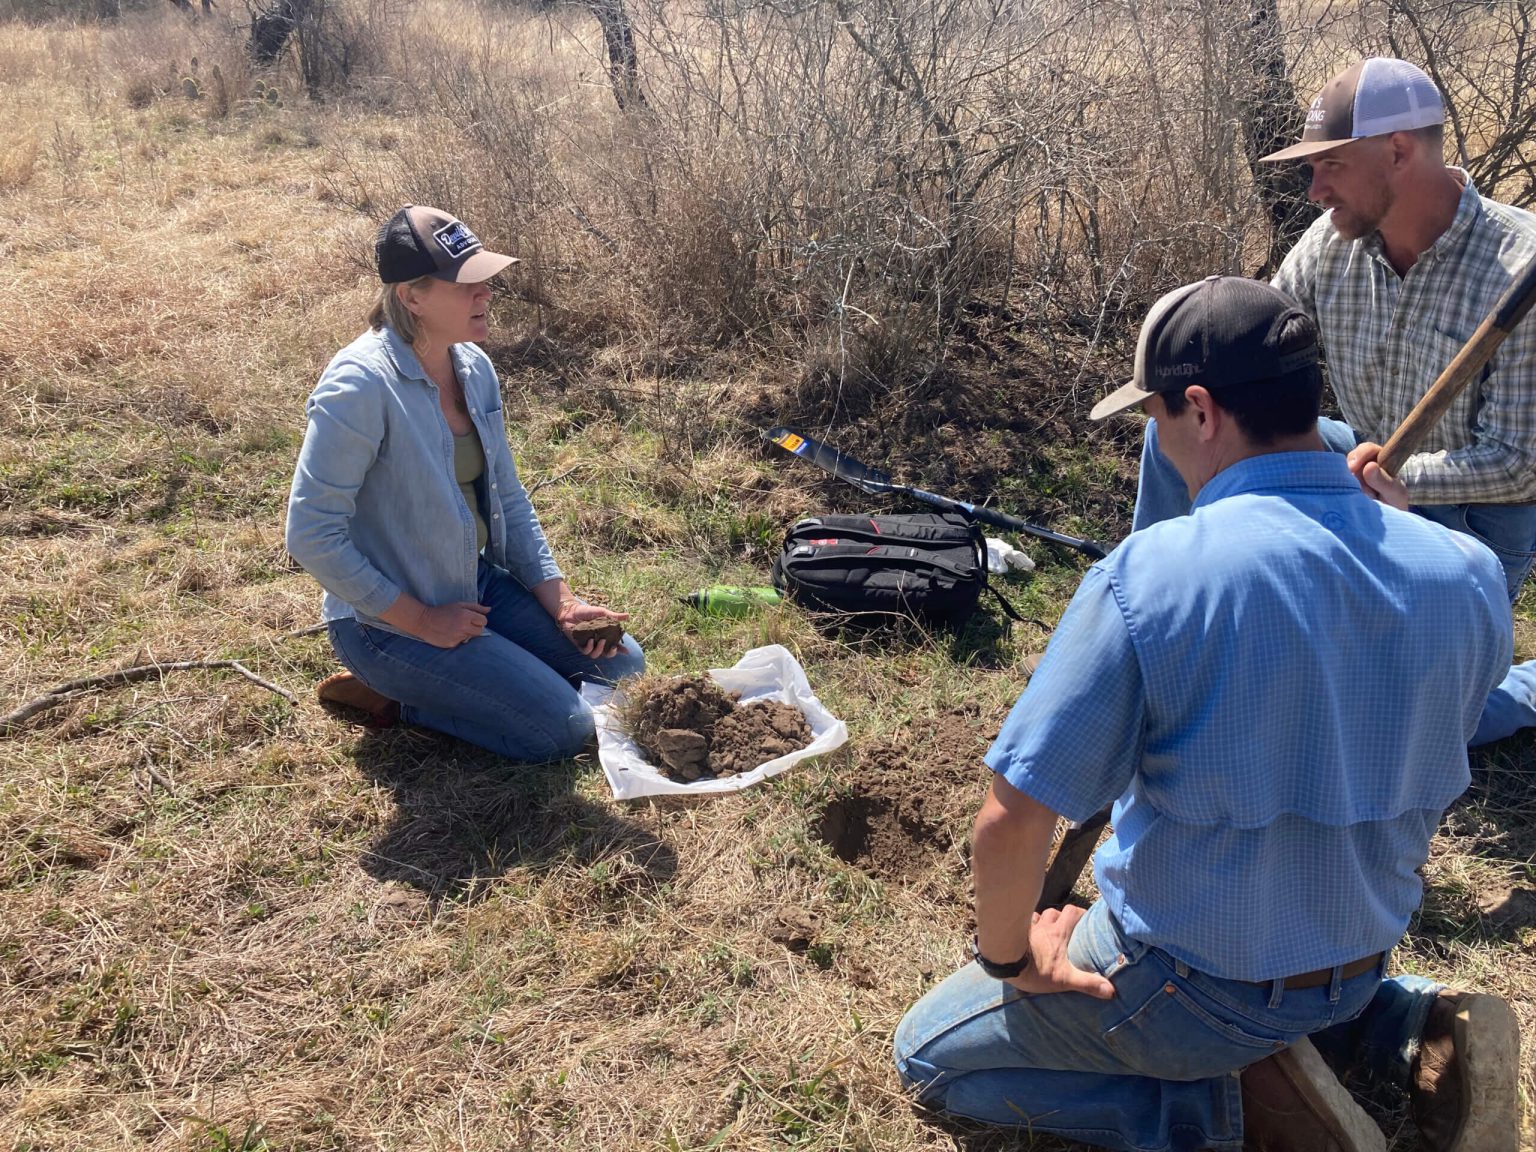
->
[1240, 1037, 1386, 1152]
[1411, 990, 1519, 1152]
[316, 671, 400, 728]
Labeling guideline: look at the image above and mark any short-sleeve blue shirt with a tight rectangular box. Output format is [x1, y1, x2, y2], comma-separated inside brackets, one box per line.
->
[985, 452, 1512, 981]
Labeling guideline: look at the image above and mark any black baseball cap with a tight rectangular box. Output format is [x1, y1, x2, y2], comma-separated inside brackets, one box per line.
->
[1090, 276, 1320, 420]
[1260, 57, 1444, 163]
[375, 205, 518, 284]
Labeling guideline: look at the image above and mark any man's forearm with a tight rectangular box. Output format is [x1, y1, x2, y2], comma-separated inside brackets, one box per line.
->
[972, 776, 1061, 965]
[1396, 442, 1536, 505]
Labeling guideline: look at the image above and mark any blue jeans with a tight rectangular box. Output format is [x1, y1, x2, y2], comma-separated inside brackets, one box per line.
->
[1134, 418, 1536, 745]
[327, 560, 645, 762]
[893, 902, 1433, 1152]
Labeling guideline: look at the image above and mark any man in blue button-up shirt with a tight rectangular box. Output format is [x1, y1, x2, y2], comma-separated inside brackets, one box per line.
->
[893, 279, 1519, 1152]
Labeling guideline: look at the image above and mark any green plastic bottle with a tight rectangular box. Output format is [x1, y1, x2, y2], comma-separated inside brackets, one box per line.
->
[682, 585, 783, 616]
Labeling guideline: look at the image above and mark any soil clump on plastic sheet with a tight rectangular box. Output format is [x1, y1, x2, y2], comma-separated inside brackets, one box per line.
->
[620, 674, 812, 782]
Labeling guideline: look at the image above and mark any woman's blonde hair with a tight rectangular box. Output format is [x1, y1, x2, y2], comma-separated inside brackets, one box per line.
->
[367, 276, 433, 342]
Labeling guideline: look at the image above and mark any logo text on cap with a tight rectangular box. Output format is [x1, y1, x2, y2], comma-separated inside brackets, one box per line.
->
[433, 221, 482, 259]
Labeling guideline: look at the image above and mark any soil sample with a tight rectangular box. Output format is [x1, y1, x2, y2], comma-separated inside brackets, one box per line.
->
[569, 618, 626, 649]
[621, 674, 740, 781]
[709, 700, 812, 776]
[618, 674, 812, 782]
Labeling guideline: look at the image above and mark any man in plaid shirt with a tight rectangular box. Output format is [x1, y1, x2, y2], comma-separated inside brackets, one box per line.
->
[1134, 57, 1536, 746]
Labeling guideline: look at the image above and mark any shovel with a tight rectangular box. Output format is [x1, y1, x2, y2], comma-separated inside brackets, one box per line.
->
[764, 426, 1110, 560]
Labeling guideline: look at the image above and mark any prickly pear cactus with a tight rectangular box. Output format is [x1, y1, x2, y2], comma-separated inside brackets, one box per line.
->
[182, 76, 201, 100]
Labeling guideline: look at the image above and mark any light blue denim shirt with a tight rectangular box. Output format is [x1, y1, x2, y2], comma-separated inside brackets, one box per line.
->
[987, 452, 1512, 980]
[285, 325, 562, 632]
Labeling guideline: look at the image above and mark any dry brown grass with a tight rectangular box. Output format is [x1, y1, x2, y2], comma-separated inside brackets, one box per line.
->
[1, 6, 1534, 1152]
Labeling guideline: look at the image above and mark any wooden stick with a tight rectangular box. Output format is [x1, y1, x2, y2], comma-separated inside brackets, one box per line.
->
[526, 465, 585, 498]
[1, 659, 297, 737]
[277, 622, 328, 640]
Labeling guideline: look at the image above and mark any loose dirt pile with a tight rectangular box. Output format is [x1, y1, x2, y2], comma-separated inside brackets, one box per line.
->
[814, 703, 1001, 889]
[619, 674, 812, 781]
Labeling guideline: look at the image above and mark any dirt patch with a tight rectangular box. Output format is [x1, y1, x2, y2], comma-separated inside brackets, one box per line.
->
[814, 703, 1000, 884]
[817, 789, 952, 882]
[766, 907, 823, 953]
[619, 675, 813, 782]
[1478, 885, 1536, 936]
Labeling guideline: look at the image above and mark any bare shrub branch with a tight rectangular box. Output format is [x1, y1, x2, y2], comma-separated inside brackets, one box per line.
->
[2, 659, 297, 736]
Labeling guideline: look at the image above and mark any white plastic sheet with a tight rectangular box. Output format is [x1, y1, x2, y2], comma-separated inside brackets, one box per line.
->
[581, 644, 849, 800]
[985, 535, 1036, 574]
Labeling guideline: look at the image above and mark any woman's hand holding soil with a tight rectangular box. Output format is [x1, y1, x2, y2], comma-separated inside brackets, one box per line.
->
[559, 601, 630, 658]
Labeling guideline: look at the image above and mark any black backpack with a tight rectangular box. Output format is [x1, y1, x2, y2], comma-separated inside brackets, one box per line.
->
[771, 512, 1024, 626]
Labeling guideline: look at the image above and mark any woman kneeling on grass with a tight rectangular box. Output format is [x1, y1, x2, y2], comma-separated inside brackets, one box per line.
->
[285, 204, 643, 760]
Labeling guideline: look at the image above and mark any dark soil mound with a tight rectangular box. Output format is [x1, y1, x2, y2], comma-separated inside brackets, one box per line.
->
[628, 675, 739, 744]
[710, 701, 811, 776]
[814, 703, 999, 887]
[621, 675, 811, 782]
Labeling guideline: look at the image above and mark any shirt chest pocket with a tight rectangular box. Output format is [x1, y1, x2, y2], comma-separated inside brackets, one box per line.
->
[1402, 327, 1483, 448]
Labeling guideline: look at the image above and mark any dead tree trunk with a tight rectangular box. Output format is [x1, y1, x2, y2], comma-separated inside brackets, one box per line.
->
[1232, 0, 1312, 276]
[589, 0, 645, 111]
[250, 0, 307, 67]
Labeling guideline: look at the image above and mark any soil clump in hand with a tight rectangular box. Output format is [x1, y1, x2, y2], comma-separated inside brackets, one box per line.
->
[568, 618, 626, 649]
[618, 674, 812, 782]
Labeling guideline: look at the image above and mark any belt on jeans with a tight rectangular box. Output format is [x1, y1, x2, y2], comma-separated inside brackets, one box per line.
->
[1248, 952, 1383, 990]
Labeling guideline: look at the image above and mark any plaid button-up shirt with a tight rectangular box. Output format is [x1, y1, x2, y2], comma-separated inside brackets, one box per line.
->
[1273, 172, 1536, 505]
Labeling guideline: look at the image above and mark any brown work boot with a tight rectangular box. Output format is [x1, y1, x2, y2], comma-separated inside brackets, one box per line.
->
[1240, 1037, 1386, 1151]
[1412, 990, 1519, 1152]
[316, 671, 400, 728]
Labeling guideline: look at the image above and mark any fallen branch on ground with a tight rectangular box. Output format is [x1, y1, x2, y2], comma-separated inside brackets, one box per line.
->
[1, 660, 298, 737]
[278, 622, 327, 639]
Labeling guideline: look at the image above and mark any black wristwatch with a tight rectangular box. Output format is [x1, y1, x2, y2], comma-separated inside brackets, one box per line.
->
[971, 935, 1031, 979]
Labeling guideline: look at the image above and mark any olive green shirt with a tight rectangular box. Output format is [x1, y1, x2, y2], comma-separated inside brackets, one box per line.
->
[453, 431, 489, 554]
